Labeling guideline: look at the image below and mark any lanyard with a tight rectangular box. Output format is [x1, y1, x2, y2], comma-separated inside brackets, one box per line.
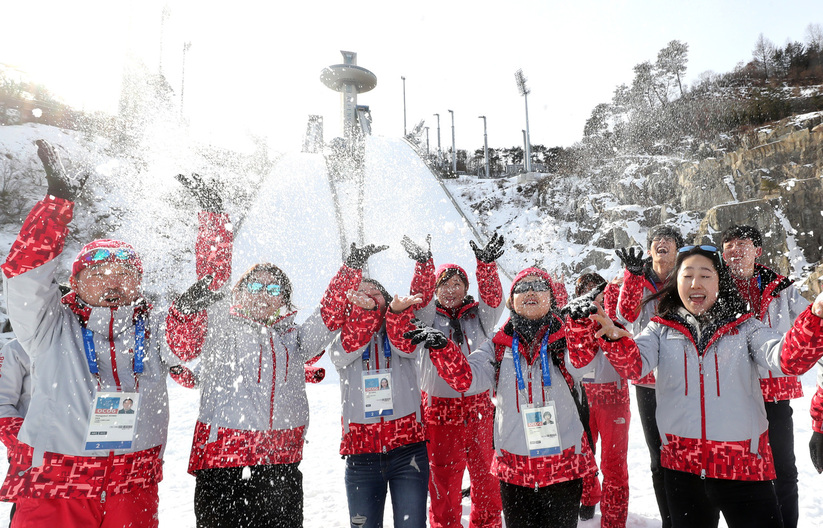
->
[511, 332, 551, 392]
[81, 318, 146, 378]
[362, 332, 391, 362]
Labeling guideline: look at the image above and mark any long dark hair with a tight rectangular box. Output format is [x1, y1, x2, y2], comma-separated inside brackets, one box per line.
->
[643, 246, 748, 321]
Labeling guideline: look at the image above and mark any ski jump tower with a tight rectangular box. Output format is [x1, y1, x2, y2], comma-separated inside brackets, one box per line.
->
[320, 51, 377, 147]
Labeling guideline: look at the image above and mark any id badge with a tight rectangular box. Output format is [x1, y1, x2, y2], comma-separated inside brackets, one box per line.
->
[362, 369, 393, 418]
[84, 391, 139, 450]
[582, 365, 596, 384]
[521, 402, 561, 457]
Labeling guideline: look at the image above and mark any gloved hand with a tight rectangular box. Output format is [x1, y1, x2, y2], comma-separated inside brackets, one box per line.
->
[401, 234, 432, 263]
[176, 173, 224, 213]
[169, 365, 197, 388]
[403, 326, 449, 350]
[811, 431, 823, 474]
[563, 282, 607, 320]
[345, 242, 388, 269]
[175, 275, 226, 314]
[470, 232, 505, 263]
[615, 247, 646, 275]
[36, 139, 89, 201]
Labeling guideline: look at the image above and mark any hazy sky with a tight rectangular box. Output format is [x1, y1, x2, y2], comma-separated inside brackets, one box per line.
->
[1, 0, 820, 153]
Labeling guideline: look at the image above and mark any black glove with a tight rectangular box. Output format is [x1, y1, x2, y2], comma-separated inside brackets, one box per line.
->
[401, 234, 432, 263]
[615, 247, 646, 275]
[811, 431, 823, 474]
[470, 232, 505, 263]
[345, 242, 388, 269]
[175, 275, 226, 314]
[403, 326, 449, 350]
[562, 282, 607, 320]
[176, 173, 224, 213]
[36, 139, 89, 201]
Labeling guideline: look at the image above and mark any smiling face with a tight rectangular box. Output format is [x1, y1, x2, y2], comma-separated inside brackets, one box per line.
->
[511, 275, 553, 320]
[436, 274, 468, 310]
[73, 262, 142, 307]
[722, 237, 761, 279]
[677, 254, 720, 316]
[234, 271, 286, 322]
[650, 235, 678, 274]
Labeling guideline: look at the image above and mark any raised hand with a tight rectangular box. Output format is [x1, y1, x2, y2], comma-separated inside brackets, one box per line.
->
[403, 326, 449, 350]
[590, 303, 632, 341]
[36, 139, 89, 201]
[175, 275, 226, 314]
[563, 282, 607, 320]
[389, 293, 424, 313]
[401, 234, 432, 263]
[176, 173, 224, 213]
[615, 247, 646, 275]
[812, 291, 823, 318]
[811, 431, 823, 473]
[346, 289, 378, 310]
[470, 232, 505, 263]
[345, 242, 389, 270]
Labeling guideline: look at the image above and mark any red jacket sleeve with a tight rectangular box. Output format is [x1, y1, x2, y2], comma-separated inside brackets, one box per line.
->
[166, 305, 209, 361]
[603, 282, 620, 321]
[599, 335, 644, 380]
[1, 196, 73, 279]
[410, 258, 436, 308]
[476, 260, 503, 308]
[779, 308, 823, 375]
[0, 417, 23, 450]
[551, 279, 569, 309]
[320, 265, 363, 331]
[386, 309, 473, 392]
[811, 383, 823, 434]
[565, 317, 600, 369]
[617, 269, 646, 323]
[169, 365, 197, 389]
[196, 212, 233, 288]
[341, 304, 382, 353]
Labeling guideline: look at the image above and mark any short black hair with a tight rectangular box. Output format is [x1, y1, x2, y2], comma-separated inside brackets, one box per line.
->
[361, 278, 392, 306]
[647, 225, 685, 249]
[720, 225, 762, 248]
[575, 272, 606, 297]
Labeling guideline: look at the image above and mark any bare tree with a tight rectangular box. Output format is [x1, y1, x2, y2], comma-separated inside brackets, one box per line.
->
[806, 22, 823, 51]
[753, 33, 776, 79]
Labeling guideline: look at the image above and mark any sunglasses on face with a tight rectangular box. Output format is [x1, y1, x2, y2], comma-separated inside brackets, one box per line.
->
[81, 248, 136, 263]
[245, 282, 282, 296]
[678, 245, 718, 254]
[512, 280, 551, 294]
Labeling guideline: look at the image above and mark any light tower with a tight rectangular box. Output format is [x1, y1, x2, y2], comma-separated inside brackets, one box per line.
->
[320, 51, 377, 145]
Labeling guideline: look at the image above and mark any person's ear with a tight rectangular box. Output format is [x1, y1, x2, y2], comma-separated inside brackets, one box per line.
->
[755, 247, 763, 259]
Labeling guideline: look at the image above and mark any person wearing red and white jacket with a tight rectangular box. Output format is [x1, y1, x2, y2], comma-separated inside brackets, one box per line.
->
[809, 363, 823, 473]
[567, 273, 630, 528]
[389, 267, 598, 528]
[400, 233, 504, 528]
[720, 224, 808, 528]
[1, 140, 176, 528]
[0, 338, 31, 524]
[614, 224, 684, 528]
[320, 244, 428, 528]
[578, 245, 823, 528]
[165, 174, 341, 528]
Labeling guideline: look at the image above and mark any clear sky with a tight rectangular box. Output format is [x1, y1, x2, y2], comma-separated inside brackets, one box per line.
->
[1, 0, 820, 154]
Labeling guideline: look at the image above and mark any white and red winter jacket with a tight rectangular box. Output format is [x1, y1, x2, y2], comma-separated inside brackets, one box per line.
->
[1, 197, 173, 501]
[166, 211, 337, 474]
[321, 265, 425, 455]
[575, 307, 823, 481]
[410, 258, 504, 424]
[0, 339, 30, 450]
[388, 308, 598, 489]
[734, 264, 809, 402]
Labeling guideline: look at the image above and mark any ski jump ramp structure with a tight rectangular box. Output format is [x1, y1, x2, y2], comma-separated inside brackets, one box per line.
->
[233, 135, 511, 323]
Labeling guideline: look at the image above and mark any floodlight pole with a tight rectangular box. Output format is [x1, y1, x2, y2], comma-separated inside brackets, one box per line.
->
[433, 113, 441, 164]
[424, 126, 430, 156]
[448, 109, 456, 174]
[515, 69, 532, 173]
[181, 41, 192, 117]
[479, 116, 489, 178]
[402, 76, 407, 136]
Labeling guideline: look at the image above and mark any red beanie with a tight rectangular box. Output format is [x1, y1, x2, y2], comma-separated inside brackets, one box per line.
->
[435, 263, 469, 289]
[510, 267, 553, 297]
[71, 239, 143, 277]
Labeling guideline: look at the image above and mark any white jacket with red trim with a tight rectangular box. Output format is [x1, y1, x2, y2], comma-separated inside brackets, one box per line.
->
[590, 307, 823, 481]
[0, 339, 30, 450]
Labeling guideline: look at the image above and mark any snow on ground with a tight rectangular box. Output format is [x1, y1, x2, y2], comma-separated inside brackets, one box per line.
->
[2, 128, 823, 526]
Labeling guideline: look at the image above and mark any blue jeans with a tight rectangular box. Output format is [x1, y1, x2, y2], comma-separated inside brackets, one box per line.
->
[344, 441, 429, 528]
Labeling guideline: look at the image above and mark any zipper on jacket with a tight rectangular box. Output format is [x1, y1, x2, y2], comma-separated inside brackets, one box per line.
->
[269, 335, 276, 429]
[108, 312, 122, 390]
[100, 451, 115, 503]
[698, 354, 709, 477]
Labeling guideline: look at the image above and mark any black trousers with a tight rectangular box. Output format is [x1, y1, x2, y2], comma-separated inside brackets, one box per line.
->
[194, 463, 303, 528]
[663, 468, 783, 528]
[765, 400, 798, 528]
[499, 478, 582, 528]
[636, 385, 671, 528]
